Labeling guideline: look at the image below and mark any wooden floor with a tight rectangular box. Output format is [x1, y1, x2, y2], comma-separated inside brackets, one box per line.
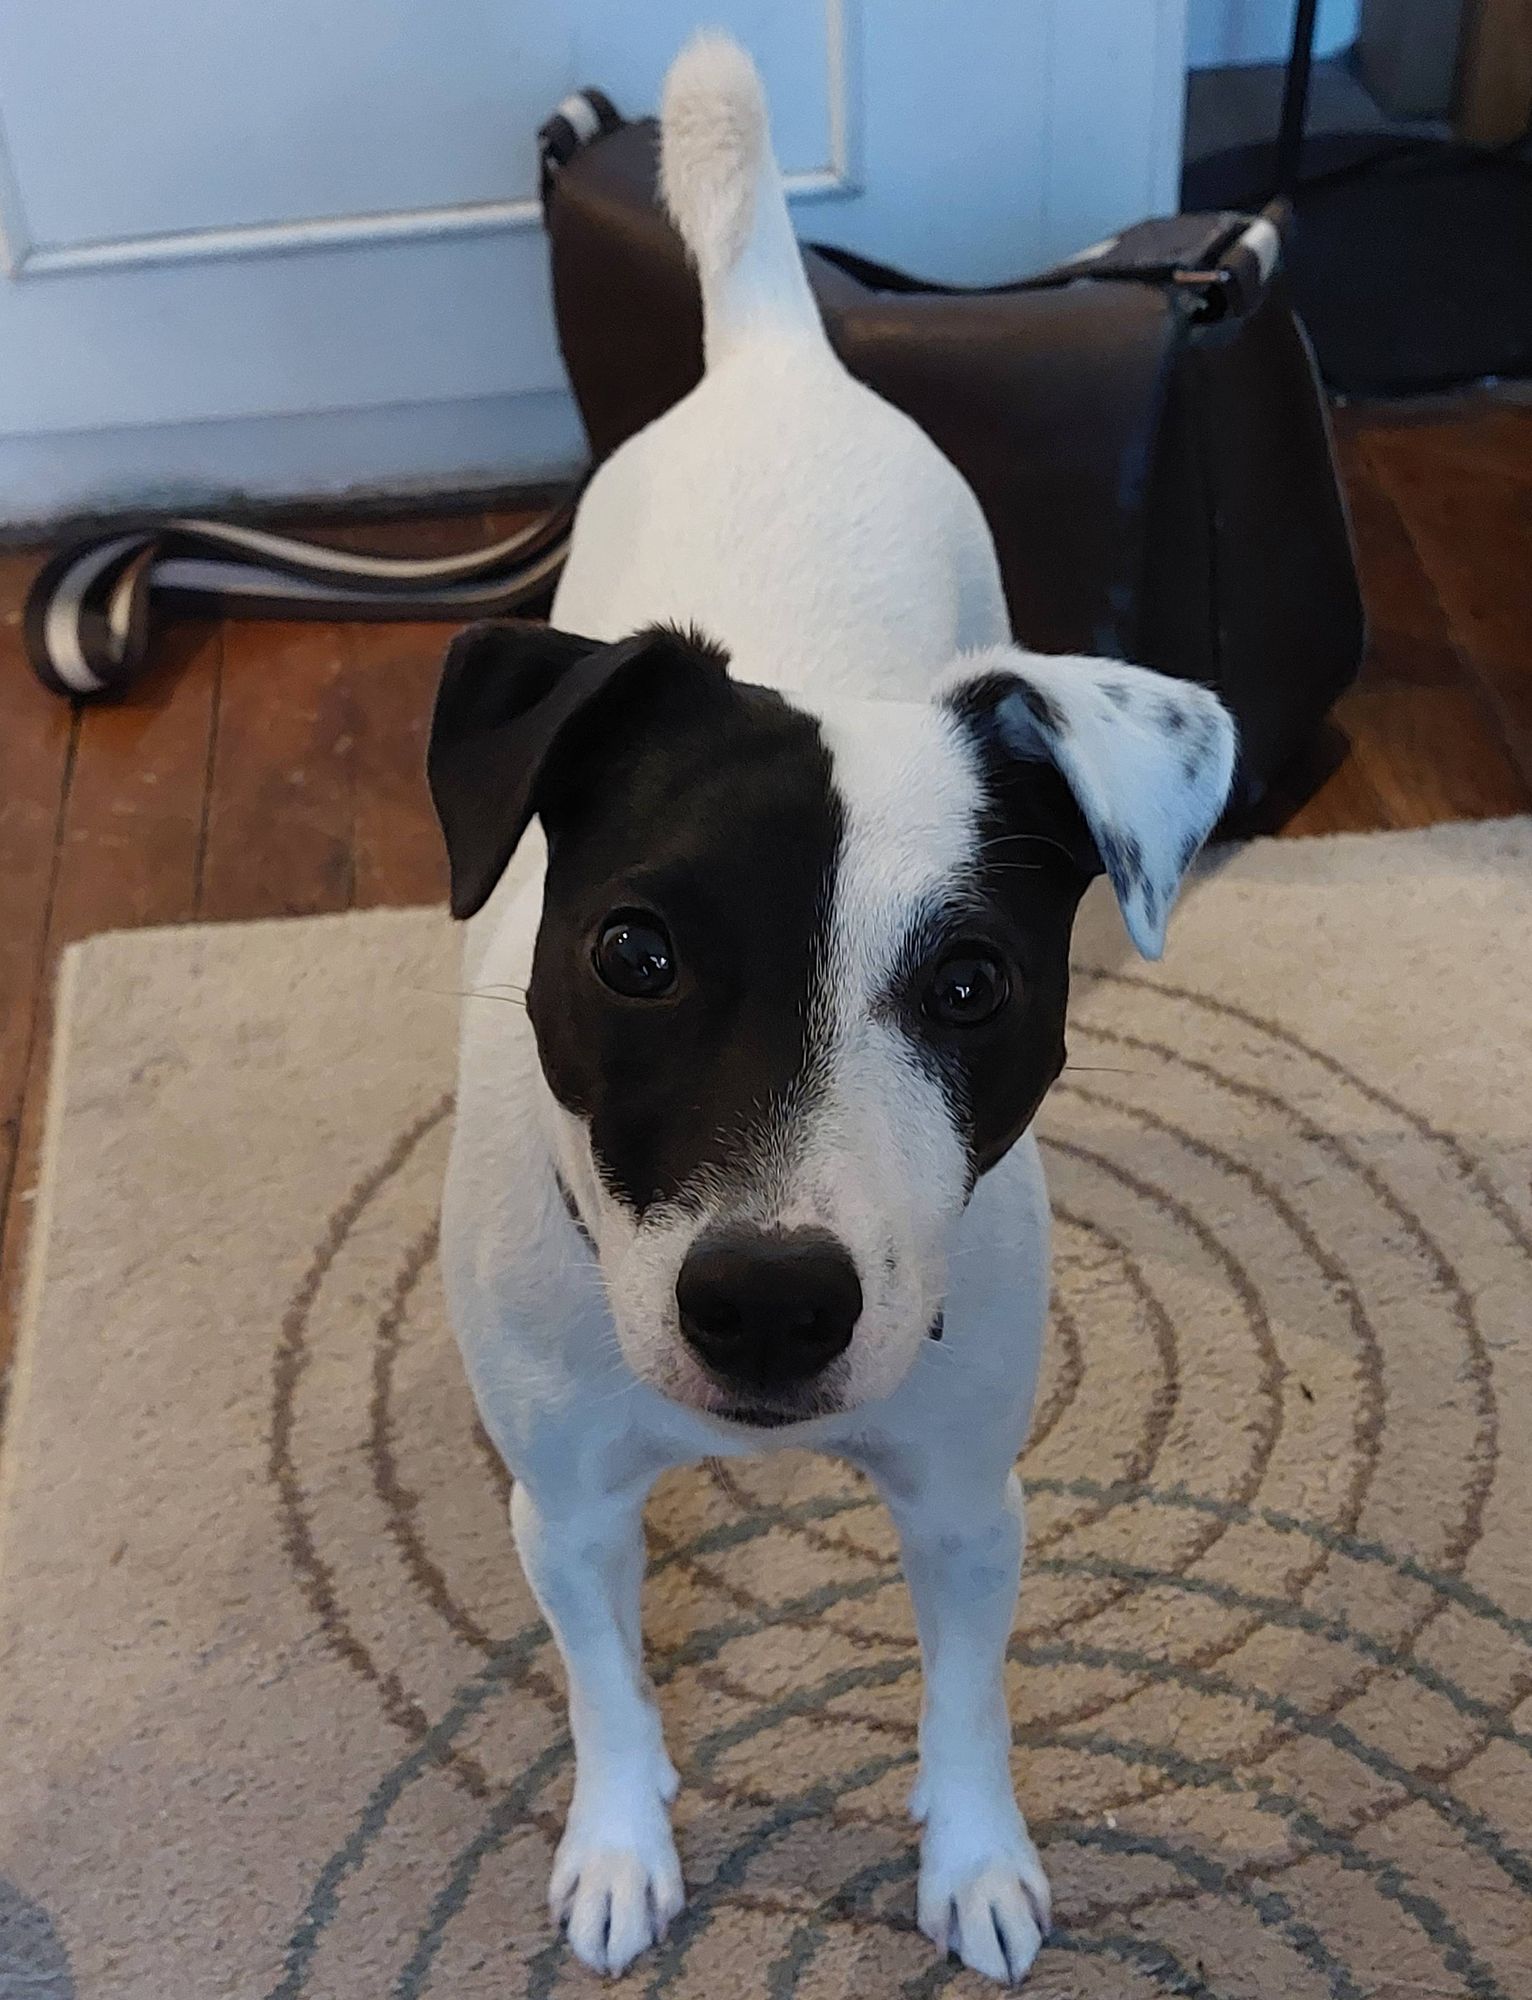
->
[2, 404, 1530, 1381]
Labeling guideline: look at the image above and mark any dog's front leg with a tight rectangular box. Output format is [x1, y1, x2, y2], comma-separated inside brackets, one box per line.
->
[884, 1465, 1050, 1987]
[510, 1479, 683, 1974]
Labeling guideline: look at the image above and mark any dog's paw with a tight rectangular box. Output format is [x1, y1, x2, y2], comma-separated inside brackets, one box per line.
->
[916, 1811, 1051, 1988]
[550, 1798, 684, 1977]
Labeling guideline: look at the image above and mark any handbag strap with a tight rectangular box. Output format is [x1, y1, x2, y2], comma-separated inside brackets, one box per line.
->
[809, 207, 1285, 323]
[24, 501, 578, 698]
[24, 85, 628, 702]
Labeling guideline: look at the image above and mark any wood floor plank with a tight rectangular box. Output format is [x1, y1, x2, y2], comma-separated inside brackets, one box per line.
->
[1337, 402, 1532, 481]
[47, 620, 221, 946]
[1362, 422, 1532, 790]
[1268, 720, 1391, 838]
[1272, 420, 1532, 835]
[199, 621, 355, 922]
[1306, 682, 1531, 831]
[345, 621, 450, 909]
[1333, 430, 1470, 689]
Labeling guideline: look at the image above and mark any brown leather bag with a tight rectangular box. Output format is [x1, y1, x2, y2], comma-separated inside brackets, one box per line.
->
[544, 100, 1364, 814]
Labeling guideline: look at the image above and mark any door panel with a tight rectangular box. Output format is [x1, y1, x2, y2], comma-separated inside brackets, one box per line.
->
[0, 0, 839, 259]
[0, 1, 1188, 522]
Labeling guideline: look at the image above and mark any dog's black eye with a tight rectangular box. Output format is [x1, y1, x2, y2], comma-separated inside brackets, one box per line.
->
[593, 915, 677, 998]
[923, 949, 1010, 1029]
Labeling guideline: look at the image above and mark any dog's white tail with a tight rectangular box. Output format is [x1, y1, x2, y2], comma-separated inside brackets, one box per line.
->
[660, 33, 824, 366]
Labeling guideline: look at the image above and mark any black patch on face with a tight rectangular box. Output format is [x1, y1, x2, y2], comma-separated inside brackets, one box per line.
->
[1158, 695, 1189, 733]
[528, 662, 842, 1216]
[908, 691, 1100, 1180]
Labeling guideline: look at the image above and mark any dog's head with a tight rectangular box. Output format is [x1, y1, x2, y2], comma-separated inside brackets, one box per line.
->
[430, 621, 1235, 1427]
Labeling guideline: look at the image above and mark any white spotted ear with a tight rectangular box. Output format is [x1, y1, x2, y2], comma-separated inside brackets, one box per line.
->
[943, 648, 1238, 958]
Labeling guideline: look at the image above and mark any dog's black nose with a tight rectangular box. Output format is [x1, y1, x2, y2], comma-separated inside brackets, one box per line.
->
[676, 1227, 862, 1386]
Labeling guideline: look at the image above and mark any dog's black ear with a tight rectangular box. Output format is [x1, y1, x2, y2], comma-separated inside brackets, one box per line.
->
[427, 620, 727, 918]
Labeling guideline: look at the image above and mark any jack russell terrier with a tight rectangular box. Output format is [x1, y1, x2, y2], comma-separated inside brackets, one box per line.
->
[428, 31, 1236, 1987]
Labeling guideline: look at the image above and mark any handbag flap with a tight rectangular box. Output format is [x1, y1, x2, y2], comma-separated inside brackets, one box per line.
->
[822, 282, 1181, 662]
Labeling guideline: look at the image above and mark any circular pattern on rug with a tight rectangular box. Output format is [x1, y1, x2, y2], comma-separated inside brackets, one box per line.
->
[263, 969, 1532, 2000]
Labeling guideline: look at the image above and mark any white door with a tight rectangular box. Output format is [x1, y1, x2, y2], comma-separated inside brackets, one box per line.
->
[0, 1, 1188, 526]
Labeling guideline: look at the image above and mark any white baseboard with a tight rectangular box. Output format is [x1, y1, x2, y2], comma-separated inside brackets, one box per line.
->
[0, 388, 587, 536]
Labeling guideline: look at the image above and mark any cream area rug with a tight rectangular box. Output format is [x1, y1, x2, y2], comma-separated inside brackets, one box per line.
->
[2, 820, 1531, 2000]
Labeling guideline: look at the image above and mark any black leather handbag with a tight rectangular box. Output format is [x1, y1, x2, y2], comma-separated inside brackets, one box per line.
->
[27, 86, 1363, 818]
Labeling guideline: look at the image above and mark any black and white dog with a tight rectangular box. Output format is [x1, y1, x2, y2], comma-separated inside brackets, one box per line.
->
[428, 33, 1236, 1986]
